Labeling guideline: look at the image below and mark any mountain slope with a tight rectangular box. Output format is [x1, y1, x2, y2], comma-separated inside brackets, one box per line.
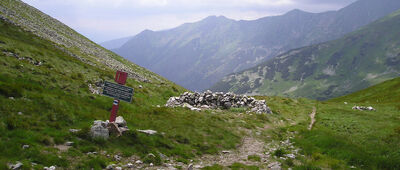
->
[211, 9, 400, 100]
[0, 1, 259, 168]
[113, 0, 400, 91]
[330, 77, 400, 103]
[0, 0, 159, 83]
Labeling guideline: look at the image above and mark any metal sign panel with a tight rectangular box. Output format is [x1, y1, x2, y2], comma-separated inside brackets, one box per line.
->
[102, 81, 134, 103]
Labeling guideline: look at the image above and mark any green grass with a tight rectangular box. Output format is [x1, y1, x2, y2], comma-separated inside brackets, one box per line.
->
[0, 19, 259, 168]
[331, 77, 400, 104]
[247, 155, 261, 162]
[293, 102, 400, 169]
[1, 11, 399, 169]
[288, 79, 400, 169]
[250, 78, 400, 170]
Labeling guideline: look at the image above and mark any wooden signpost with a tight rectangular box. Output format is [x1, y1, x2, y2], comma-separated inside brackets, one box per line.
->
[102, 71, 134, 122]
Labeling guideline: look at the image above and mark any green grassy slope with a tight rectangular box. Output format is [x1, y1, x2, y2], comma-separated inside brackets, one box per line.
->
[331, 77, 400, 104]
[0, 0, 157, 84]
[0, 17, 249, 169]
[287, 78, 400, 169]
[211, 9, 400, 100]
[294, 102, 400, 169]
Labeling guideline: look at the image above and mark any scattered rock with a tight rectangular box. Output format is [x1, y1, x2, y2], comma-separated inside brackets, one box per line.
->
[165, 91, 272, 114]
[106, 164, 115, 170]
[137, 129, 157, 135]
[268, 162, 281, 170]
[22, 145, 29, 149]
[65, 142, 74, 146]
[87, 152, 98, 155]
[187, 163, 193, 170]
[69, 129, 80, 133]
[344, 102, 348, 105]
[8, 97, 14, 100]
[44, 166, 56, 170]
[352, 106, 375, 111]
[135, 160, 143, 164]
[285, 153, 296, 159]
[7, 161, 23, 170]
[147, 153, 156, 158]
[17, 112, 23, 115]
[139, 85, 143, 88]
[150, 163, 154, 166]
[222, 150, 231, 154]
[88, 83, 101, 95]
[115, 166, 122, 170]
[159, 152, 168, 160]
[125, 163, 134, 168]
[114, 155, 122, 161]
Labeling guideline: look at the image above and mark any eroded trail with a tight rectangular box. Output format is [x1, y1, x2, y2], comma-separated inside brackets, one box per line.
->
[190, 125, 280, 169]
[197, 136, 267, 168]
[308, 107, 317, 130]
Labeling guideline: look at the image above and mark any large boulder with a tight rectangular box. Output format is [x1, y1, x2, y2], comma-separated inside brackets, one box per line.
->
[90, 120, 109, 139]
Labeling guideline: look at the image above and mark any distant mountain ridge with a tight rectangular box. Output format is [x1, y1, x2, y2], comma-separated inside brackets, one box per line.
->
[112, 0, 400, 91]
[100, 36, 133, 49]
[210, 9, 400, 100]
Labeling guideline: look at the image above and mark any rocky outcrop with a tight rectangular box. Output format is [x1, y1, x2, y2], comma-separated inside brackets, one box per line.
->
[166, 90, 272, 114]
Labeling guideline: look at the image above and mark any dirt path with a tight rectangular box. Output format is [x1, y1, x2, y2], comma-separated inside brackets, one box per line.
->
[196, 136, 268, 168]
[189, 125, 277, 169]
[308, 107, 317, 130]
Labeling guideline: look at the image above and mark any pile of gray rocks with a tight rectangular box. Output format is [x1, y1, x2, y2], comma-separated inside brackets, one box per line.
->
[90, 116, 129, 139]
[165, 90, 272, 114]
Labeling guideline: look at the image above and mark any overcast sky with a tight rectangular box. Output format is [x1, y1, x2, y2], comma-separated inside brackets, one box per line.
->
[21, 0, 357, 43]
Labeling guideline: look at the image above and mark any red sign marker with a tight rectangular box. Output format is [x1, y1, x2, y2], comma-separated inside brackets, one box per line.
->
[109, 71, 128, 122]
[115, 70, 128, 85]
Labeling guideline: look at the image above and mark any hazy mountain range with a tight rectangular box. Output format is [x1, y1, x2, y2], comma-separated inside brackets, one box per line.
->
[107, 0, 400, 92]
[211, 9, 400, 100]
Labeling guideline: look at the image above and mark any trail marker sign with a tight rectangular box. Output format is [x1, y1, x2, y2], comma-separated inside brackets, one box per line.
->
[102, 81, 134, 103]
[102, 71, 134, 122]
